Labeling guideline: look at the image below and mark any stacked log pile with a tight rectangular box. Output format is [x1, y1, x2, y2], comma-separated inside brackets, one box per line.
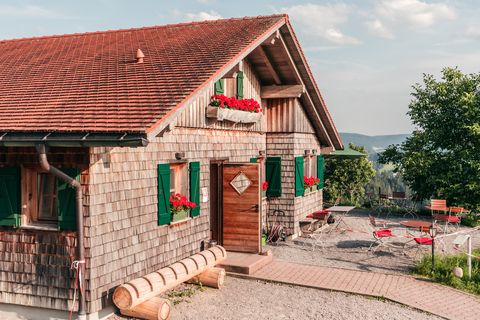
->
[113, 246, 227, 320]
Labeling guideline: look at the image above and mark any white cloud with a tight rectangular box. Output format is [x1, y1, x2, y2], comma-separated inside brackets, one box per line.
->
[281, 3, 360, 46]
[0, 4, 63, 18]
[197, 0, 216, 4]
[368, 0, 456, 38]
[366, 19, 394, 39]
[465, 25, 480, 40]
[173, 9, 222, 22]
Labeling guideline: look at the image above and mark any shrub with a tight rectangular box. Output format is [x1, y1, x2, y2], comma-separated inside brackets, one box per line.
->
[462, 213, 480, 227]
[413, 249, 480, 295]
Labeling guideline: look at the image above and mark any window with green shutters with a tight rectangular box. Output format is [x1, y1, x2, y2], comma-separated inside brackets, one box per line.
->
[295, 156, 305, 197]
[0, 167, 21, 227]
[57, 168, 80, 231]
[0, 167, 79, 230]
[214, 79, 224, 95]
[157, 163, 171, 225]
[317, 155, 325, 190]
[266, 157, 281, 198]
[189, 162, 200, 217]
[158, 162, 201, 225]
[236, 71, 244, 99]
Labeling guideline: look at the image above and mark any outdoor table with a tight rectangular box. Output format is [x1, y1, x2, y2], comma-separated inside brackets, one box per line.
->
[400, 220, 432, 229]
[326, 206, 355, 231]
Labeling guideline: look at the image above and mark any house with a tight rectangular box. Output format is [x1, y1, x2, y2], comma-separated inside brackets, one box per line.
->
[0, 14, 342, 319]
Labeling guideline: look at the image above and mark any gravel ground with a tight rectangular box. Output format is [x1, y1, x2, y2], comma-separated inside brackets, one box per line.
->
[170, 277, 442, 320]
[268, 209, 480, 275]
[108, 209, 479, 320]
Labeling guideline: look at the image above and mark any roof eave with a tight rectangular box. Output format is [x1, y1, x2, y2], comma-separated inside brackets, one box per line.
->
[0, 131, 148, 148]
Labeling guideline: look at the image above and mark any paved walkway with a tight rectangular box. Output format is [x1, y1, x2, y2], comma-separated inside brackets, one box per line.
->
[246, 260, 480, 320]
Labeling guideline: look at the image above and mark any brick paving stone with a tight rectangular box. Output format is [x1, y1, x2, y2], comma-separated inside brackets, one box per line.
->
[246, 260, 480, 320]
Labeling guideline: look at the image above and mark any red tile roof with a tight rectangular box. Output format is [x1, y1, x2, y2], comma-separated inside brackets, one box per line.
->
[0, 15, 285, 133]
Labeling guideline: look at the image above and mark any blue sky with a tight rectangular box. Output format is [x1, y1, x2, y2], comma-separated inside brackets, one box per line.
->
[1, 0, 479, 135]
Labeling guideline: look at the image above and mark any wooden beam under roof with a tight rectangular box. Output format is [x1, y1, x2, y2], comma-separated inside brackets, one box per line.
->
[261, 85, 305, 99]
[257, 45, 282, 85]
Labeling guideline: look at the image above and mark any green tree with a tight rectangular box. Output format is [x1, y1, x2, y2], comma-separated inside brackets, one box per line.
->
[379, 68, 480, 209]
[324, 144, 376, 206]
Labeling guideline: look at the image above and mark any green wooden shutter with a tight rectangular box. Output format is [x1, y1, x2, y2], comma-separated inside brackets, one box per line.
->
[214, 79, 224, 95]
[58, 168, 80, 231]
[157, 164, 171, 225]
[236, 71, 244, 99]
[250, 157, 257, 163]
[266, 157, 281, 198]
[295, 156, 304, 197]
[317, 155, 325, 190]
[189, 162, 201, 217]
[0, 167, 20, 227]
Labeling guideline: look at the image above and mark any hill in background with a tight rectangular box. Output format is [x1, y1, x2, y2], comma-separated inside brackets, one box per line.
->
[340, 132, 409, 160]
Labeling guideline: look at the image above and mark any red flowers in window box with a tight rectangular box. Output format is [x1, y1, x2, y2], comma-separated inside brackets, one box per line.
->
[210, 94, 262, 113]
[262, 181, 269, 191]
[170, 193, 196, 215]
[303, 176, 320, 189]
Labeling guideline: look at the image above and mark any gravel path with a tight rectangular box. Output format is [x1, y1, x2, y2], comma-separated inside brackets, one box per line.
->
[171, 277, 442, 320]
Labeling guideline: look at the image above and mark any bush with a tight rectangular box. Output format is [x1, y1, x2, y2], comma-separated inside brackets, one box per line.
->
[413, 249, 480, 295]
[462, 213, 480, 227]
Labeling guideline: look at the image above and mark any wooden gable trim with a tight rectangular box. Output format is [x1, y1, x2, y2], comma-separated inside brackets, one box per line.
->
[261, 85, 305, 99]
[146, 18, 287, 139]
[280, 21, 343, 150]
[276, 32, 334, 148]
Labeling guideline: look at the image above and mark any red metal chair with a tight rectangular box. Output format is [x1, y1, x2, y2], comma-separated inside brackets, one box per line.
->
[368, 228, 395, 252]
[404, 226, 445, 257]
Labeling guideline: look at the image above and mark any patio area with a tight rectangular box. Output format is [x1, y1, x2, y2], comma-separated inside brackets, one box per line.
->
[270, 208, 480, 275]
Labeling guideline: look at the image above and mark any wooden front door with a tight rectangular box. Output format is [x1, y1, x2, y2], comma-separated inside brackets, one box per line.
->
[222, 163, 261, 253]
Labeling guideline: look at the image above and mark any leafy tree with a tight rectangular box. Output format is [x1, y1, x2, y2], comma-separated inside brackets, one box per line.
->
[324, 144, 376, 206]
[379, 68, 480, 209]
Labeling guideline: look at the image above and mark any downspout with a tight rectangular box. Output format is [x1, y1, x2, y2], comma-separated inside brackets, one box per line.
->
[36, 144, 86, 319]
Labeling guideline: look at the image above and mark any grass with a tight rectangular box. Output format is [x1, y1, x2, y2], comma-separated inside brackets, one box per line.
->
[413, 249, 480, 295]
[164, 283, 206, 305]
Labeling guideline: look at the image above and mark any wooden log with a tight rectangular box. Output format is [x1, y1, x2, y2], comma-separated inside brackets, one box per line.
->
[113, 246, 227, 310]
[120, 297, 171, 320]
[187, 267, 225, 289]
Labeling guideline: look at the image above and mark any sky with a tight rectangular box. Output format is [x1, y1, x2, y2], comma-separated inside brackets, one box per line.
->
[0, 0, 479, 136]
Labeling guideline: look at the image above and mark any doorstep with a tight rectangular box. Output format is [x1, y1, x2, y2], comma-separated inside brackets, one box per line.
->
[217, 251, 273, 275]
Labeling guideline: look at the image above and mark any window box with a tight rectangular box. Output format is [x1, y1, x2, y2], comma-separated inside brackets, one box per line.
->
[172, 209, 190, 222]
[206, 106, 262, 124]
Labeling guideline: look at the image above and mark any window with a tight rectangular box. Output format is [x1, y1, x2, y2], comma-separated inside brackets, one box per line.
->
[9, 166, 79, 230]
[169, 163, 188, 196]
[158, 162, 201, 226]
[37, 173, 58, 221]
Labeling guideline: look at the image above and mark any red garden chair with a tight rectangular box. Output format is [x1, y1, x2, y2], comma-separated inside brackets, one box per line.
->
[368, 228, 396, 253]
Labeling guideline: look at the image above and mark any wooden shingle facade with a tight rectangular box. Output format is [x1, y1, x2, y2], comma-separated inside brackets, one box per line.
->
[0, 15, 343, 318]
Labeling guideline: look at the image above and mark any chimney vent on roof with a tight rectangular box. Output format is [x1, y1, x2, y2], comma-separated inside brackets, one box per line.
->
[136, 49, 145, 63]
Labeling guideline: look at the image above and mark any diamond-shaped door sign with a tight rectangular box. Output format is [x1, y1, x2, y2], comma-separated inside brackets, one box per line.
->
[230, 172, 252, 195]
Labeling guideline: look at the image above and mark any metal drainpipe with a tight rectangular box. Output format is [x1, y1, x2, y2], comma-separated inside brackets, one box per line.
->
[36, 144, 86, 319]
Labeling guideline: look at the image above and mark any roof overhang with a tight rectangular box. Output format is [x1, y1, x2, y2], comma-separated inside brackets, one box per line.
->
[0, 132, 148, 147]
